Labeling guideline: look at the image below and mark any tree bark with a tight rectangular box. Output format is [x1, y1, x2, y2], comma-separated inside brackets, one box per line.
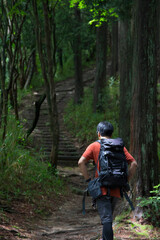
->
[111, 21, 118, 77]
[26, 93, 46, 138]
[73, 6, 83, 104]
[157, 0, 160, 82]
[24, 49, 36, 89]
[119, 20, 132, 148]
[130, 0, 159, 197]
[0, 1, 8, 139]
[93, 22, 107, 112]
[33, 0, 59, 168]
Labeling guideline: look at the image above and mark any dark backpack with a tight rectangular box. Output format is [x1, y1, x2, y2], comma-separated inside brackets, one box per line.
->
[97, 138, 129, 191]
[82, 138, 134, 215]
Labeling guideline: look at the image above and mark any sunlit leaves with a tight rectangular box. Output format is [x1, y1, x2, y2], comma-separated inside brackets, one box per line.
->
[69, 0, 132, 25]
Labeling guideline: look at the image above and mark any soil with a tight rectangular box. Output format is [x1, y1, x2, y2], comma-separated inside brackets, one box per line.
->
[1, 166, 159, 240]
[0, 68, 160, 240]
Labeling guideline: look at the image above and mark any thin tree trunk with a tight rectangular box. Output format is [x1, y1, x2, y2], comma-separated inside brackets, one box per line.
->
[57, 48, 63, 70]
[119, 20, 132, 148]
[157, 0, 160, 82]
[111, 21, 118, 77]
[12, 73, 19, 120]
[26, 94, 46, 138]
[24, 49, 36, 89]
[93, 22, 107, 112]
[73, 6, 83, 104]
[0, 2, 7, 137]
[130, 0, 159, 197]
[33, 0, 59, 168]
[43, 1, 59, 168]
[2, 90, 8, 141]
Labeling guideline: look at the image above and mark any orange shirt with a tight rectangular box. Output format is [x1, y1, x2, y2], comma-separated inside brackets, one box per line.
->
[82, 141, 135, 198]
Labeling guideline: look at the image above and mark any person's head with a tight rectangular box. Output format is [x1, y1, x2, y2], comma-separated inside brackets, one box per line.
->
[97, 121, 114, 138]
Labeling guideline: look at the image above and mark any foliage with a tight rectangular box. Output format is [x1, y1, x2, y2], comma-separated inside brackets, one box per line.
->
[64, 76, 120, 143]
[114, 211, 159, 239]
[0, 114, 65, 204]
[55, 47, 75, 82]
[137, 184, 160, 227]
[69, 0, 133, 26]
[54, 0, 96, 82]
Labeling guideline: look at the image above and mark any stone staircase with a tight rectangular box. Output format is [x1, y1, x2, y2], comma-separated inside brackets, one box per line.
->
[20, 68, 96, 166]
[21, 93, 80, 166]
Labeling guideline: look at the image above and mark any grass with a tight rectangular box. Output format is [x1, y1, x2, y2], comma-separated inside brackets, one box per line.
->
[0, 114, 66, 208]
[114, 211, 160, 239]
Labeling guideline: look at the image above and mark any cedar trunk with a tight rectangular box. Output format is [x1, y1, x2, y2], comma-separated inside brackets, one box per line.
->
[93, 22, 107, 112]
[130, 0, 159, 197]
[73, 6, 83, 104]
[119, 20, 132, 148]
[111, 21, 118, 77]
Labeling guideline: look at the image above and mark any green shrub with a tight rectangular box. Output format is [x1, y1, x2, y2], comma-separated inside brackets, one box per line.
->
[0, 115, 65, 203]
[137, 184, 160, 227]
[64, 76, 120, 143]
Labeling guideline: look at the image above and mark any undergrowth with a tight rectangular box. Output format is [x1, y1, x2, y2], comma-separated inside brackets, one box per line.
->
[0, 114, 65, 206]
[64, 76, 120, 143]
[137, 184, 160, 227]
[114, 211, 160, 239]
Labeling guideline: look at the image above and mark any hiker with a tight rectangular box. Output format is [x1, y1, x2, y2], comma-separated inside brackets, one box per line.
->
[78, 121, 137, 240]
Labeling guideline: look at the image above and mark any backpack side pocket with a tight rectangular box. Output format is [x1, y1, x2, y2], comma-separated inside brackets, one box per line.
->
[88, 178, 102, 199]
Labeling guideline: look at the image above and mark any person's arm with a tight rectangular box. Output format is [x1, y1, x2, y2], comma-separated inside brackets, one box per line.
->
[78, 156, 90, 181]
[123, 147, 138, 181]
[128, 161, 137, 181]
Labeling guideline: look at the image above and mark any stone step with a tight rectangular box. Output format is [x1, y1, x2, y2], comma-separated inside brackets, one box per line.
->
[58, 155, 79, 161]
[57, 161, 78, 167]
[58, 152, 80, 157]
[58, 148, 77, 152]
[43, 153, 79, 163]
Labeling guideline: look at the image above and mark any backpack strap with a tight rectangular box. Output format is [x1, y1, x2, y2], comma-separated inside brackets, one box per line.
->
[122, 189, 135, 211]
[95, 140, 101, 176]
[82, 188, 88, 215]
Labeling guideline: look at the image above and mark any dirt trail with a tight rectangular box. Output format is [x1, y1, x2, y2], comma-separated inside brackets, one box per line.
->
[32, 167, 104, 240]
[3, 67, 159, 240]
[30, 68, 105, 240]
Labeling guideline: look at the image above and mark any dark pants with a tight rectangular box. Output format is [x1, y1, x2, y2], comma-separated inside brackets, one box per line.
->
[96, 196, 118, 240]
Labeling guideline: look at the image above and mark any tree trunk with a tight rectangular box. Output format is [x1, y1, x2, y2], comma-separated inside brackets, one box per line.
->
[93, 22, 107, 112]
[157, 0, 160, 82]
[2, 90, 8, 141]
[119, 20, 132, 148]
[33, 0, 59, 168]
[130, 0, 159, 197]
[12, 73, 19, 120]
[0, 3, 8, 138]
[111, 21, 118, 77]
[57, 48, 63, 70]
[73, 6, 83, 104]
[26, 93, 46, 138]
[24, 49, 36, 89]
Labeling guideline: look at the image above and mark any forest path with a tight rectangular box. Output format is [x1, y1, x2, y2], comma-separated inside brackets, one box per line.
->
[19, 69, 160, 240]
[32, 167, 103, 240]
[20, 67, 96, 166]
[30, 67, 105, 240]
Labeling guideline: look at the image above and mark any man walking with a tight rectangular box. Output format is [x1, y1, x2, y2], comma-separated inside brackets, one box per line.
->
[78, 121, 137, 240]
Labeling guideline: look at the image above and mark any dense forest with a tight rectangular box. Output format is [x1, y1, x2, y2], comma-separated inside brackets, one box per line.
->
[0, 0, 160, 239]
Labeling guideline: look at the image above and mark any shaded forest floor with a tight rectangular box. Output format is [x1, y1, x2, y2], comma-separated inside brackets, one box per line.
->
[0, 68, 160, 239]
[1, 165, 160, 240]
